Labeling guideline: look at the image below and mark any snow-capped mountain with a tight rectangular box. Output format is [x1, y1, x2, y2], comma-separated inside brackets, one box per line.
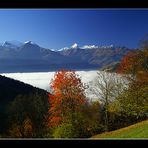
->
[0, 40, 131, 73]
[58, 43, 115, 51]
[58, 47, 69, 51]
[1, 40, 23, 49]
[81, 45, 98, 49]
[24, 41, 35, 44]
[58, 43, 79, 51]
[71, 43, 79, 49]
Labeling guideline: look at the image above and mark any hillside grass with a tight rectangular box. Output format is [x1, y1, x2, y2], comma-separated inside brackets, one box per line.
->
[91, 120, 148, 139]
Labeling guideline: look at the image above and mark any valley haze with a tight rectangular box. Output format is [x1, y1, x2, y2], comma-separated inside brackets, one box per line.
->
[0, 40, 130, 100]
[0, 71, 99, 100]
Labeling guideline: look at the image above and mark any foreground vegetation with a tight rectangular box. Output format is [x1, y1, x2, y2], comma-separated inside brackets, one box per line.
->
[0, 37, 147, 138]
[91, 120, 148, 138]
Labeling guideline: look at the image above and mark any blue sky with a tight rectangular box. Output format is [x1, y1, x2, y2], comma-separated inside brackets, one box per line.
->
[0, 9, 148, 50]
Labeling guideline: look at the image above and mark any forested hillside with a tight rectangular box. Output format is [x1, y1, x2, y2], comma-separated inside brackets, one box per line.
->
[0, 75, 49, 137]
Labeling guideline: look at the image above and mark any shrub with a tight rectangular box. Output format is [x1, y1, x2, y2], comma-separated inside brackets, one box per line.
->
[53, 122, 78, 138]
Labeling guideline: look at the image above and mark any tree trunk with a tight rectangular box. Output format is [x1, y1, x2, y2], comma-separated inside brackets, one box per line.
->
[104, 107, 109, 132]
[104, 97, 109, 132]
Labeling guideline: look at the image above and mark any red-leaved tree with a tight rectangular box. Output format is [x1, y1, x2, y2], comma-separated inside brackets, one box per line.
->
[116, 46, 148, 121]
[117, 51, 138, 75]
[48, 70, 86, 127]
[117, 49, 148, 83]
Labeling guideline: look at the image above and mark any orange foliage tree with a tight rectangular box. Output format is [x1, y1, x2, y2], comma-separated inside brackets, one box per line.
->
[117, 51, 138, 75]
[48, 70, 86, 127]
[116, 46, 148, 119]
[117, 49, 148, 83]
[9, 116, 33, 138]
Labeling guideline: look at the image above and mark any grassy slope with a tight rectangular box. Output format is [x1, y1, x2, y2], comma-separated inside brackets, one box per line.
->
[91, 120, 148, 139]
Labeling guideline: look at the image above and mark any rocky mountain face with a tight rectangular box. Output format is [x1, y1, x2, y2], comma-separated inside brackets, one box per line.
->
[0, 41, 131, 72]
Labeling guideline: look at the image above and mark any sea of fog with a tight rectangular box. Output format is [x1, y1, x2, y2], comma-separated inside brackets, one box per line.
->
[0, 71, 99, 100]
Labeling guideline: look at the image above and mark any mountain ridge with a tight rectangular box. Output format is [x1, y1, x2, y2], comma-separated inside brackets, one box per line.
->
[0, 40, 133, 73]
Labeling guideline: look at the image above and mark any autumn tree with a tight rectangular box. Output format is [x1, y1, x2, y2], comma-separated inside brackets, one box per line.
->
[6, 91, 49, 137]
[118, 51, 148, 84]
[9, 116, 33, 138]
[48, 70, 86, 128]
[75, 100, 105, 137]
[118, 39, 148, 84]
[117, 38, 148, 123]
[88, 71, 126, 131]
[52, 100, 104, 138]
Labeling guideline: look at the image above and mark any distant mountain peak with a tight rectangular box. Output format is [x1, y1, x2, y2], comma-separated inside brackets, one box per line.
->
[57, 43, 116, 52]
[81, 45, 98, 49]
[24, 41, 36, 45]
[23, 41, 40, 48]
[3, 41, 11, 46]
[100, 44, 114, 48]
[0, 40, 131, 73]
[2, 40, 23, 48]
[58, 47, 69, 51]
[71, 43, 79, 49]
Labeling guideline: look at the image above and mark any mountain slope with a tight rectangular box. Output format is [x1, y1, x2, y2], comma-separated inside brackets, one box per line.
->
[91, 120, 148, 138]
[59, 45, 130, 68]
[0, 75, 49, 133]
[0, 41, 132, 72]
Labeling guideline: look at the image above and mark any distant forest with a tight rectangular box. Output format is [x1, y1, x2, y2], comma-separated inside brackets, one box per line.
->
[0, 75, 49, 137]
